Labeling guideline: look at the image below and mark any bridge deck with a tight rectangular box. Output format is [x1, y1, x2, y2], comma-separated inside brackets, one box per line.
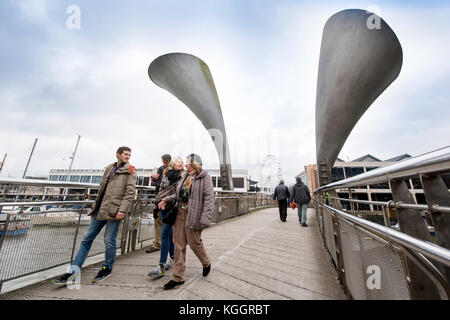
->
[0, 207, 345, 300]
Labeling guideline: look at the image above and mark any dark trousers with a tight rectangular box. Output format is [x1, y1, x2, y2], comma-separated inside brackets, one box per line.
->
[277, 199, 288, 221]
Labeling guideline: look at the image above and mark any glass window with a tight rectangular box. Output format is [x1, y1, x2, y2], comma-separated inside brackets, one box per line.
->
[59, 175, 68, 181]
[91, 176, 102, 184]
[70, 175, 81, 182]
[143, 177, 150, 186]
[217, 177, 222, 188]
[344, 167, 364, 178]
[353, 193, 370, 211]
[415, 193, 427, 204]
[232, 178, 245, 188]
[137, 176, 144, 186]
[49, 175, 59, 181]
[369, 183, 390, 189]
[337, 193, 351, 210]
[441, 174, 450, 189]
[412, 178, 423, 190]
[80, 176, 91, 183]
[331, 167, 345, 182]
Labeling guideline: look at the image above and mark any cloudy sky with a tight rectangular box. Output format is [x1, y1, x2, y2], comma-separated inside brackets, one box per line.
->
[0, 0, 449, 186]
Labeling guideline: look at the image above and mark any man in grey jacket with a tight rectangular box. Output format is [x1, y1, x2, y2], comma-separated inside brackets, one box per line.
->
[273, 179, 290, 222]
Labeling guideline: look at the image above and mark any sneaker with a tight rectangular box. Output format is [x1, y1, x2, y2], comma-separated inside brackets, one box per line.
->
[148, 264, 165, 277]
[203, 264, 211, 277]
[146, 247, 160, 253]
[164, 258, 174, 271]
[51, 273, 73, 286]
[301, 223, 308, 227]
[92, 266, 112, 283]
[163, 279, 185, 290]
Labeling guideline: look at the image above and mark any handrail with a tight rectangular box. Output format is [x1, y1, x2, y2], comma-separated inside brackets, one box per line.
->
[329, 196, 450, 214]
[313, 199, 450, 266]
[316, 146, 450, 192]
[0, 177, 155, 189]
[0, 200, 93, 207]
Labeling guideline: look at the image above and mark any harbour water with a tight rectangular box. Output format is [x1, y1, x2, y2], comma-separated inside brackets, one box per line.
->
[0, 216, 155, 283]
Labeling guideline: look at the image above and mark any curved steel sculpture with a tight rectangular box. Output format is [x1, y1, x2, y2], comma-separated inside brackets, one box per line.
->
[148, 53, 234, 190]
[315, 9, 403, 185]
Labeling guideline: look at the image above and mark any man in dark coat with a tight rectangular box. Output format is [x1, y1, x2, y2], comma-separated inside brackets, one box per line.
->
[290, 177, 311, 226]
[273, 179, 290, 222]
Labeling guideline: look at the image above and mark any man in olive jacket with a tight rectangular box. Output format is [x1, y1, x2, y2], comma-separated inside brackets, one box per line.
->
[52, 146, 137, 285]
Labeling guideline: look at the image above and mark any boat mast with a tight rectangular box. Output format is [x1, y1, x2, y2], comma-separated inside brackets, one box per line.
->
[69, 134, 81, 170]
[22, 138, 38, 179]
[0, 153, 6, 173]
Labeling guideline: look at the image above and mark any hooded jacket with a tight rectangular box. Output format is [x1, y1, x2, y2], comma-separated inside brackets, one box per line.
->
[88, 162, 137, 220]
[290, 180, 311, 206]
[165, 169, 215, 230]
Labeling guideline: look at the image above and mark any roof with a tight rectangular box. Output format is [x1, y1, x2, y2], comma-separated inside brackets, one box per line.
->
[384, 154, 412, 162]
[351, 154, 382, 162]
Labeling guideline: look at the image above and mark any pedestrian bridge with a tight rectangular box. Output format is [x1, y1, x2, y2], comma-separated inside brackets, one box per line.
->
[0, 207, 345, 300]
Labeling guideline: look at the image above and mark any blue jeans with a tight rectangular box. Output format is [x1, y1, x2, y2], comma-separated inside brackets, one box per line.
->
[297, 204, 308, 224]
[159, 209, 174, 265]
[71, 210, 121, 271]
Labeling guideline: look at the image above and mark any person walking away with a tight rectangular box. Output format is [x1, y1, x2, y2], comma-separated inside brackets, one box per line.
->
[51, 146, 137, 285]
[290, 177, 311, 227]
[273, 179, 290, 222]
[148, 157, 184, 277]
[159, 153, 214, 290]
[146, 154, 171, 253]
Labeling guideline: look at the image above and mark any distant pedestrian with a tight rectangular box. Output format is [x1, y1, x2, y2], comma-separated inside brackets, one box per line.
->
[51, 146, 137, 285]
[159, 153, 214, 290]
[146, 154, 171, 253]
[148, 156, 184, 278]
[273, 179, 290, 222]
[290, 177, 311, 227]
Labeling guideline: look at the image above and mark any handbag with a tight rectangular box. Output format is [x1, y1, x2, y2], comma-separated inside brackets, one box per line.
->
[154, 184, 176, 204]
[162, 201, 178, 226]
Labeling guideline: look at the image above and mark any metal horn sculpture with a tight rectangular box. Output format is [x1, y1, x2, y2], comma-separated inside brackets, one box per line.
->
[148, 53, 234, 190]
[315, 9, 403, 186]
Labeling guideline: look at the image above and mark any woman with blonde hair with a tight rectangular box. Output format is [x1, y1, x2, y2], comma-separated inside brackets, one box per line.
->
[148, 156, 184, 277]
[159, 153, 214, 290]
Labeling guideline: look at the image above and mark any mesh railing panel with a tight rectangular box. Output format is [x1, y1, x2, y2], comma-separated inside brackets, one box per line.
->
[137, 204, 155, 243]
[0, 210, 124, 282]
[338, 216, 411, 300]
[323, 209, 337, 264]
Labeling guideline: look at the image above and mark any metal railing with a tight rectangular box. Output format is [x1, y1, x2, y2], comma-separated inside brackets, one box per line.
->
[0, 188, 273, 293]
[313, 146, 450, 300]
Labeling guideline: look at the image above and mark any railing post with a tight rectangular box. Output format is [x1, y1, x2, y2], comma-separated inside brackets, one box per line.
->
[381, 206, 390, 228]
[348, 188, 355, 215]
[420, 174, 450, 282]
[120, 203, 131, 255]
[70, 207, 84, 264]
[389, 179, 440, 299]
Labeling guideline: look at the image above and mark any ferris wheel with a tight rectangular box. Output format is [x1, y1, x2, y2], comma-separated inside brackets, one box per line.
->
[259, 154, 282, 192]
